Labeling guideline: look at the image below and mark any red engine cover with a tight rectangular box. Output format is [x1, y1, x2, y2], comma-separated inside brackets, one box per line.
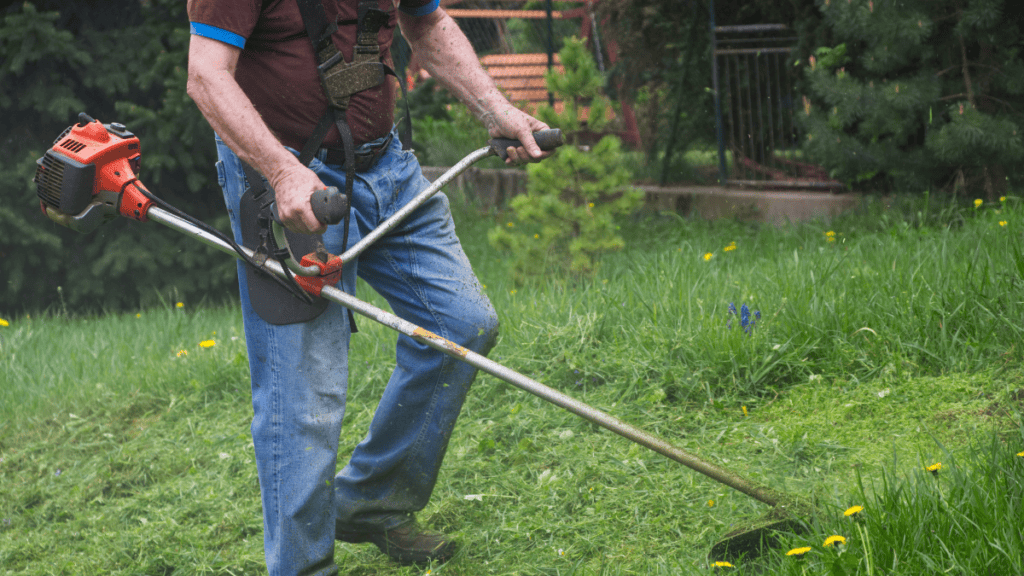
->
[51, 119, 150, 221]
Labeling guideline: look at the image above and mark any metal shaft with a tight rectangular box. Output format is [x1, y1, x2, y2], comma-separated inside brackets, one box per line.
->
[148, 206, 790, 509]
[339, 146, 492, 262]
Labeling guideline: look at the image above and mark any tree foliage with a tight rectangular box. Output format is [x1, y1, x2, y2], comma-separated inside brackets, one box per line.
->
[596, 0, 714, 170]
[489, 38, 644, 279]
[799, 0, 1024, 195]
[0, 1, 233, 314]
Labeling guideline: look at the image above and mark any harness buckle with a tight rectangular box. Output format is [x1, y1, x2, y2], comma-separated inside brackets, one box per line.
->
[316, 44, 385, 110]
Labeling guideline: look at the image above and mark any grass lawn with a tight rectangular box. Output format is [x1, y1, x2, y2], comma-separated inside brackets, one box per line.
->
[1, 193, 1022, 574]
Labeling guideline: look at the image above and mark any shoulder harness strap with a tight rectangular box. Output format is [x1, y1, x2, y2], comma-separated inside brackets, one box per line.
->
[294, 0, 411, 170]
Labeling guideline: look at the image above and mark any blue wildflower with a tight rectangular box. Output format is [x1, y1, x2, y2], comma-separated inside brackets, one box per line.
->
[727, 303, 761, 333]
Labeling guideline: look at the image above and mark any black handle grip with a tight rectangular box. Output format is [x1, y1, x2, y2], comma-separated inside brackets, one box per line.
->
[270, 187, 348, 227]
[488, 129, 564, 161]
[310, 187, 348, 225]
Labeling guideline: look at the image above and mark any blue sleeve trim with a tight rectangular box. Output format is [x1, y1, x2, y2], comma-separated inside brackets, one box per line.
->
[189, 22, 246, 49]
[399, 0, 439, 17]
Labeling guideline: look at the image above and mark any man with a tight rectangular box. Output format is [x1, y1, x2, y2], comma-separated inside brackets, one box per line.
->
[185, 0, 550, 573]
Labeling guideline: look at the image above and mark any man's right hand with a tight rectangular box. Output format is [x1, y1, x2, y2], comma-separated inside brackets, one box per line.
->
[268, 165, 329, 235]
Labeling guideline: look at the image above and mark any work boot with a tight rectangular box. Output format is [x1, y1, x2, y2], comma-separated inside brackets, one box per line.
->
[336, 519, 457, 564]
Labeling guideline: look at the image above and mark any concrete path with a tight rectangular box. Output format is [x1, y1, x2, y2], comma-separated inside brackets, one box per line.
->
[421, 166, 861, 224]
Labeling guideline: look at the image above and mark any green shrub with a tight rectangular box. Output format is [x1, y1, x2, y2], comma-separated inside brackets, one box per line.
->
[488, 37, 643, 279]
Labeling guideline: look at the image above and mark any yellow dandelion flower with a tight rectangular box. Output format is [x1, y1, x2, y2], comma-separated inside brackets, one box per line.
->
[703, 252, 713, 261]
[199, 340, 216, 349]
[0, 318, 9, 327]
[786, 546, 812, 556]
[1000, 196, 1007, 203]
[588, 202, 595, 208]
[510, 289, 517, 295]
[711, 561, 734, 568]
[974, 198, 983, 208]
[844, 505, 864, 517]
[926, 462, 942, 475]
[176, 349, 188, 358]
[708, 499, 715, 507]
[135, 313, 141, 318]
[825, 230, 836, 242]
[823, 535, 846, 547]
[999, 220, 1007, 227]
[741, 406, 748, 417]
[506, 222, 515, 228]
[176, 302, 184, 308]
[724, 242, 737, 252]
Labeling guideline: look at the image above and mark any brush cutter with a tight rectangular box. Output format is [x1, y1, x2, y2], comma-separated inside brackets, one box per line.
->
[34, 113, 810, 563]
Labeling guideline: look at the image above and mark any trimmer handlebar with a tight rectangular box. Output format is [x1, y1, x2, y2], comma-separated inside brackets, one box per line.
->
[284, 129, 565, 227]
[488, 129, 564, 161]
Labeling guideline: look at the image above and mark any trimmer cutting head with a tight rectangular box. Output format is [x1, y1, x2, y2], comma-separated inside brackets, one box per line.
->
[707, 501, 810, 564]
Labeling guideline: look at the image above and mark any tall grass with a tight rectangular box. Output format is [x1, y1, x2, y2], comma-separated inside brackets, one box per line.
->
[0, 193, 1022, 574]
[748, 430, 1024, 575]
[469, 194, 1024, 404]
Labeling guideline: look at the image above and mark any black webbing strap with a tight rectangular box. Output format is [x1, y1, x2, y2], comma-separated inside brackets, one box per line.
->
[298, 68, 411, 164]
[294, 0, 371, 259]
[294, 0, 336, 56]
[295, 0, 410, 163]
[293, 0, 382, 333]
[334, 109, 355, 256]
[298, 107, 335, 167]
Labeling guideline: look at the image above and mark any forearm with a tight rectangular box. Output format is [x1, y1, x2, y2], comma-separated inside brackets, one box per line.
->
[187, 69, 303, 189]
[398, 8, 550, 162]
[399, 10, 511, 131]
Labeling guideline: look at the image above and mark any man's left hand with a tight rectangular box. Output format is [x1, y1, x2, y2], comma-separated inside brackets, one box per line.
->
[484, 105, 554, 166]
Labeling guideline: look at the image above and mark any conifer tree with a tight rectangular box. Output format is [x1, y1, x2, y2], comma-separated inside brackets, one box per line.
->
[800, 0, 1023, 196]
[0, 1, 230, 313]
[488, 37, 643, 280]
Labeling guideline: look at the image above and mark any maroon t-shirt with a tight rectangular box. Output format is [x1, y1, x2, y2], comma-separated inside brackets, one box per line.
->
[187, 0, 436, 149]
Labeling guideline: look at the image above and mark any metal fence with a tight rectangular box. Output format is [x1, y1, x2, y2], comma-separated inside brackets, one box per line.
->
[711, 23, 841, 190]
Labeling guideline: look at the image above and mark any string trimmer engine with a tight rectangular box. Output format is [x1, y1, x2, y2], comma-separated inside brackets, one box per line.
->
[34, 112, 151, 233]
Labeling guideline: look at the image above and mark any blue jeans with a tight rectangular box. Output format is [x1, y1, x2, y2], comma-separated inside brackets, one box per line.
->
[215, 130, 499, 576]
